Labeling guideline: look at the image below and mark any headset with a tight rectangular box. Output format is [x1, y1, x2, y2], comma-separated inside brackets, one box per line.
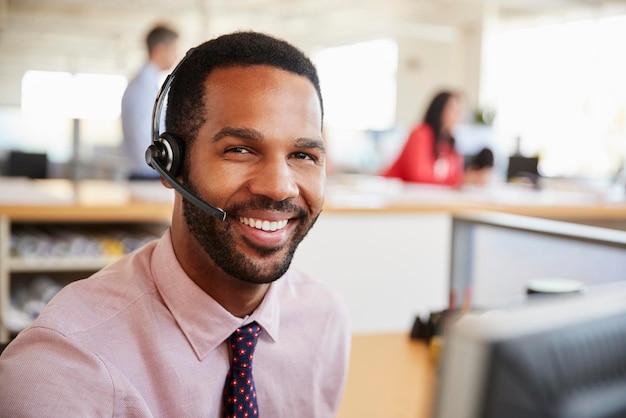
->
[144, 47, 227, 222]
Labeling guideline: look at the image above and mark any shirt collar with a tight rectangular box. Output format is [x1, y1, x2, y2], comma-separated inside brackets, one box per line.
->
[245, 281, 280, 342]
[151, 229, 281, 360]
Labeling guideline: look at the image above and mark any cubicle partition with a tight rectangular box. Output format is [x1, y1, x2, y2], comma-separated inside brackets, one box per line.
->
[450, 212, 626, 310]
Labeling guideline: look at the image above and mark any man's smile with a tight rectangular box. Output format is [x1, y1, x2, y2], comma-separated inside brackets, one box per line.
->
[238, 217, 289, 232]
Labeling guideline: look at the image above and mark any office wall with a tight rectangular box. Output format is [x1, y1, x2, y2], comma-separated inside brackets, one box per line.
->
[292, 212, 452, 334]
[395, 36, 464, 128]
[394, 18, 486, 128]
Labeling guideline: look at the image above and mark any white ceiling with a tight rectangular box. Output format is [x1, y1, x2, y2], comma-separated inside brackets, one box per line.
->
[5, 0, 626, 49]
[0, 0, 625, 105]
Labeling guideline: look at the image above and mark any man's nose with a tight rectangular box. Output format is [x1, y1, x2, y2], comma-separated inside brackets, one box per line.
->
[247, 157, 299, 202]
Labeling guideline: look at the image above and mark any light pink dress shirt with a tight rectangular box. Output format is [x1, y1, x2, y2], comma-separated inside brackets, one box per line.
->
[0, 229, 351, 417]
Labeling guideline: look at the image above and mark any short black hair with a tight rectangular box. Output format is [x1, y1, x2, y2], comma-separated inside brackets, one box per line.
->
[146, 25, 179, 53]
[468, 147, 494, 170]
[165, 31, 323, 150]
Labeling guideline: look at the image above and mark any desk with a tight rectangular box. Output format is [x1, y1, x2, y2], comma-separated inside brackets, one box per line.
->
[338, 333, 436, 418]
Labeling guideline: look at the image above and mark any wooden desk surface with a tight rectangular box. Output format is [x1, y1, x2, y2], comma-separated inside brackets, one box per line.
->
[1, 178, 625, 222]
[0, 179, 174, 222]
[338, 333, 436, 418]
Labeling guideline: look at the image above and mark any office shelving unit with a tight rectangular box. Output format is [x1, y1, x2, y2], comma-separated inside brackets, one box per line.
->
[0, 180, 173, 342]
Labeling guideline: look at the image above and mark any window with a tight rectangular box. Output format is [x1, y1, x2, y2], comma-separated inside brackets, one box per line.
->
[314, 38, 398, 131]
[13, 71, 127, 162]
[482, 15, 626, 178]
[313, 38, 398, 173]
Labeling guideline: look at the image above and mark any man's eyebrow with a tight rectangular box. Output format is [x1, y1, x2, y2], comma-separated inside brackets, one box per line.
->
[295, 137, 326, 153]
[212, 127, 264, 143]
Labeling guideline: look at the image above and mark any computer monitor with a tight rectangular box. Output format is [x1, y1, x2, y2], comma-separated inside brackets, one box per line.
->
[6, 150, 48, 178]
[507, 155, 539, 182]
[432, 284, 626, 418]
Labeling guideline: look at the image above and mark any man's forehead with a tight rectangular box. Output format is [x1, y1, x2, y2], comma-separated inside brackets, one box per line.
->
[201, 65, 321, 108]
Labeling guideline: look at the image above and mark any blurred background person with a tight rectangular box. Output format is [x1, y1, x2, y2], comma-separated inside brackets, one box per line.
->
[121, 24, 179, 180]
[464, 146, 494, 186]
[381, 90, 464, 187]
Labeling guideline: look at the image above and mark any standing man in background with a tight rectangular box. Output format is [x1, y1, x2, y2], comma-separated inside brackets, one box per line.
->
[122, 24, 179, 180]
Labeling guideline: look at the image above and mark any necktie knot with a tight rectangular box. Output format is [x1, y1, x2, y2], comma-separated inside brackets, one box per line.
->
[229, 322, 261, 370]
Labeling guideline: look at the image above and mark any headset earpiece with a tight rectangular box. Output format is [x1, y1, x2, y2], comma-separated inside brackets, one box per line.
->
[145, 132, 183, 177]
[158, 132, 183, 177]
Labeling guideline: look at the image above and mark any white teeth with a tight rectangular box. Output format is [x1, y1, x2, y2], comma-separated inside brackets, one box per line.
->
[239, 217, 288, 232]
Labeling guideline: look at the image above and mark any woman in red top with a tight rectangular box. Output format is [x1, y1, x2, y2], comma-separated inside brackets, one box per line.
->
[382, 91, 464, 186]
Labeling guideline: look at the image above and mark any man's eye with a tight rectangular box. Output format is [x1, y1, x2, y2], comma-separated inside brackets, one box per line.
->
[226, 147, 250, 154]
[292, 152, 316, 161]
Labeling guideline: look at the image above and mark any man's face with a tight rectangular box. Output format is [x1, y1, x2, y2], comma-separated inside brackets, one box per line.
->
[182, 65, 325, 284]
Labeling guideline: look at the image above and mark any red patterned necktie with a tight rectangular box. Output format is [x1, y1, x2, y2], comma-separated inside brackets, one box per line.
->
[222, 322, 262, 418]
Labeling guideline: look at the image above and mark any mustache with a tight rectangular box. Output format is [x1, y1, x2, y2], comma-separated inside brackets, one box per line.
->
[227, 197, 307, 218]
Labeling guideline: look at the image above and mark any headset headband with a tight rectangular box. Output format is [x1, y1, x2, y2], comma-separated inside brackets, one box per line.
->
[151, 47, 198, 142]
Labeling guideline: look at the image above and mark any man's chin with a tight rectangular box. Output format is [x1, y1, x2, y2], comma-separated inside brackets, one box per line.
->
[235, 263, 290, 285]
[247, 250, 294, 280]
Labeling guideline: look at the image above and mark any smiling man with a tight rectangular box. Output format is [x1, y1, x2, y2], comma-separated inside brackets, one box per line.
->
[0, 32, 351, 417]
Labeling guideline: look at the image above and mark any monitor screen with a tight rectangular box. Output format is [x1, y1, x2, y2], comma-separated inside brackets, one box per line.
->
[432, 284, 626, 418]
[507, 156, 539, 182]
[6, 150, 48, 178]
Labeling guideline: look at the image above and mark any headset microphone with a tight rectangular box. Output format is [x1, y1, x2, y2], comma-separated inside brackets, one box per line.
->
[145, 47, 227, 222]
[145, 143, 227, 222]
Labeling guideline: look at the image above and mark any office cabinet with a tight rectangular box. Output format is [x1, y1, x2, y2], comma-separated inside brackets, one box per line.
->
[0, 180, 174, 342]
[0, 215, 171, 342]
